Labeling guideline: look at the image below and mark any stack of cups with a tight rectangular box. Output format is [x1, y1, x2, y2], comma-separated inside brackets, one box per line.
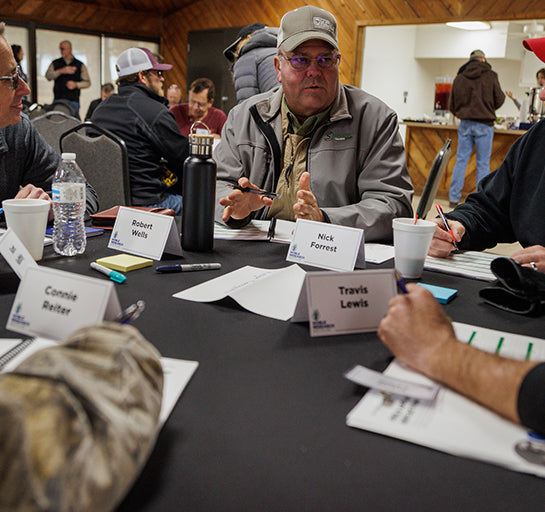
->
[392, 218, 437, 279]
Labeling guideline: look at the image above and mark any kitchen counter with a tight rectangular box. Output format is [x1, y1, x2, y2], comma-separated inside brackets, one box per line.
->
[402, 122, 526, 200]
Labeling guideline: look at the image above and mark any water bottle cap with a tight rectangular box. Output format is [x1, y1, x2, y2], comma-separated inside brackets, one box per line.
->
[61, 152, 76, 160]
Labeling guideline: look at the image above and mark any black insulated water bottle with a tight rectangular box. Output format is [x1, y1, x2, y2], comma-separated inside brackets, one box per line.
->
[181, 133, 216, 251]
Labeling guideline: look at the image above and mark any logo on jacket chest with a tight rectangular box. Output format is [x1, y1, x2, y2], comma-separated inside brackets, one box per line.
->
[324, 130, 353, 142]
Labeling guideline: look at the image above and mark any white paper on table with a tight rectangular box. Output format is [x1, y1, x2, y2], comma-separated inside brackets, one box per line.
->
[347, 322, 545, 478]
[213, 219, 295, 244]
[173, 264, 307, 321]
[364, 243, 395, 264]
[0, 337, 198, 429]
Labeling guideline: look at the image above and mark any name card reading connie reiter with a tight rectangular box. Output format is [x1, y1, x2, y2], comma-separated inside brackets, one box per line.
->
[286, 219, 364, 271]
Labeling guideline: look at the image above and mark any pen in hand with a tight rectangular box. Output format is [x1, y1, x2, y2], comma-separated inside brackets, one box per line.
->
[435, 204, 459, 250]
[227, 183, 279, 199]
[394, 270, 408, 294]
[117, 300, 145, 324]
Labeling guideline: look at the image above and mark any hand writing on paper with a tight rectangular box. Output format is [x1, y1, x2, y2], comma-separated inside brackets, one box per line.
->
[428, 218, 465, 257]
[220, 177, 274, 221]
[293, 172, 324, 222]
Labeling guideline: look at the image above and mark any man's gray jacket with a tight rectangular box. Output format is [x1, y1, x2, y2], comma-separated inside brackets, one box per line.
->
[214, 84, 413, 242]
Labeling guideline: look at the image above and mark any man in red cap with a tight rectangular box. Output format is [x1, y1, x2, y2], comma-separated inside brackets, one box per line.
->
[428, 37, 545, 273]
[91, 47, 188, 214]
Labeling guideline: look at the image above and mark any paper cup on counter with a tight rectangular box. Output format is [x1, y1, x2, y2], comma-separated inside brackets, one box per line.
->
[2, 198, 51, 260]
[392, 218, 436, 279]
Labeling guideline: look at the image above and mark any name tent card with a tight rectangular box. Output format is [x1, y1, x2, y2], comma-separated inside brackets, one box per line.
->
[0, 228, 38, 279]
[286, 219, 364, 271]
[7, 266, 121, 341]
[108, 207, 183, 260]
[292, 269, 396, 337]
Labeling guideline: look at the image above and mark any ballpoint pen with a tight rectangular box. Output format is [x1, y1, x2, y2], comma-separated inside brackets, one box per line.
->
[394, 270, 408, 294]
[267, 217, 277, 240]
[116, 300, 145, 324]
[435, 204, 459, 250]
[90, 261, 127, 283]
[227, 183, 279, 199]
[155, 263, 222, 273]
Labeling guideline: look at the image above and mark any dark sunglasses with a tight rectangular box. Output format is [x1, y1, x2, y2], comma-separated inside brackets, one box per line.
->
[0, 69, 20, 90]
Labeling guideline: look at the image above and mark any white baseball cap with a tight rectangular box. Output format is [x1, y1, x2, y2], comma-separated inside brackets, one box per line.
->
[116, 47, 172, 78]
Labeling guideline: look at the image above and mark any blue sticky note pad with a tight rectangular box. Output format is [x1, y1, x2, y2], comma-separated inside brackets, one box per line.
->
[417, 283, 458, 304]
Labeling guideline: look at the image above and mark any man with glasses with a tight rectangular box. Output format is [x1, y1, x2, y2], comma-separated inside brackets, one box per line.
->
[91, 47, 189, 214]
[215, 5, 412, 240]
[166, 83, 182, 107]
[0, 24, 98, 218]
[170, 77, 227, 139]
[45, 40, 91, 119]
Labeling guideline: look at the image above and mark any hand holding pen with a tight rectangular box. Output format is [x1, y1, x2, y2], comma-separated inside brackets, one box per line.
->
[435, 204, 459, 250]
[220, 178, 277, 222]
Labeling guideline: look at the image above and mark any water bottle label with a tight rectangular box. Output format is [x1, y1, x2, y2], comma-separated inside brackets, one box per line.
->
[53, 182, 85, 203]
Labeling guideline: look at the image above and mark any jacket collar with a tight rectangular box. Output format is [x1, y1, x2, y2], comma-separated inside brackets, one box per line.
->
[118, 82, 169, 107]
[254, 83, 351, 124]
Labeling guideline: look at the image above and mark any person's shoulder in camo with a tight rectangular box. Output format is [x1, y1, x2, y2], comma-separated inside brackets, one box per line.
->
[0, 322, 163, 512]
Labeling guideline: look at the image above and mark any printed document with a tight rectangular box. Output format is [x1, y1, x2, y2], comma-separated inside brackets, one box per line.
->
[424, 251, 496, 281]
[347, 322, 545, 477]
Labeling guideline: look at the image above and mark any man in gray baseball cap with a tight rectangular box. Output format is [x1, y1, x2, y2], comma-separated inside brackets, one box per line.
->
[215, 5, 412, 241]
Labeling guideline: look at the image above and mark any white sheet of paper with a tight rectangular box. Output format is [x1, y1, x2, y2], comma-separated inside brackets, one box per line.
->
[108, 207, 182, 260]
[344, 364, 440, 401]
[0, 338, 198, 429]
[424, 251, 496, 281]
[0, 227, 38, 278]
[7, 266, 121, 340]
[364, 243, 395, 264]
[347, 322, 545, 478]
[213, 219, 295, 244]
[173, 264, 307, 321]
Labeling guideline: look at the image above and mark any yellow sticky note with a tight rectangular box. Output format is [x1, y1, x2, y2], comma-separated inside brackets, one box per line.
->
[96, 254, 153, 272]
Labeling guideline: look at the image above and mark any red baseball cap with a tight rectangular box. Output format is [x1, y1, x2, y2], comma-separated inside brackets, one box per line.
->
[523, 37, 545, 64]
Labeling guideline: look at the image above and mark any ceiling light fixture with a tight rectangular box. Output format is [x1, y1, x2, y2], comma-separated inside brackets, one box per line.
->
[446, 21, 492, 31]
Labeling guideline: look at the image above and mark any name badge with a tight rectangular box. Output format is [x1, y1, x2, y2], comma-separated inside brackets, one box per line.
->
[108, 207, 183, 260]
[7, 266, 121, 341]
[0, 228, 38, 279]
[286, 219, 364, 271]
[292, 269, 396, 337]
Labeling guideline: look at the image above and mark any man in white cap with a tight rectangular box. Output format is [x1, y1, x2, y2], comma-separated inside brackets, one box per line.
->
[429, 38, 545, 272]
[215, 5, 412, 241]
[91, 47, 188, 214]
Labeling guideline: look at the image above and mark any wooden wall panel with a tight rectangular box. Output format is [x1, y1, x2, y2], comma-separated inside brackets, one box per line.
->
[163, 0, 545, 99]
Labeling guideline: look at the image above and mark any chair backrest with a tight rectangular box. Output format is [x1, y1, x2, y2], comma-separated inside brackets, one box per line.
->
[415, 138, 452, 220]
[60, 121, 131, 210]
[31, 111, 80, 154]
[49, 99, 80, 119]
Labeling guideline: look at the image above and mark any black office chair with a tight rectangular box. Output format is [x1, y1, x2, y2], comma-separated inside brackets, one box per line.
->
[31, 110, 80, 154]
[415, 138, 451, 220]
[60, 121, 131, 210]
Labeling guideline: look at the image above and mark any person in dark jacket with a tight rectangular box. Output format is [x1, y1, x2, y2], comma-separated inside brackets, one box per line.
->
[428, 39, 545, 273]
[91, 47, 189, 214]
[45, 40, 91, 119]
[448, 49, 505, 206]
[84, 82, 115, 121]
[224, 23, 279, 104]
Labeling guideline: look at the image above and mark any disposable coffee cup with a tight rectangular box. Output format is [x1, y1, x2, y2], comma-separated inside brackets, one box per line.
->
[392, 218, 436, 279]
[2, 198, 51, 260]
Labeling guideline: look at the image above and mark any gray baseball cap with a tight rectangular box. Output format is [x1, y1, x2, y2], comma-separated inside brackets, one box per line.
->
[470, 49, 485, 59]
[277, 5, 339, 52]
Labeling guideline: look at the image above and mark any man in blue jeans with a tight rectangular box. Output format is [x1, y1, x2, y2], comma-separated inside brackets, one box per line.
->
[448, 49, 505, 206]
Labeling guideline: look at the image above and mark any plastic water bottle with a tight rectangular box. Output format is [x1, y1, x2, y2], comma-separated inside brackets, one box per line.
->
[52, 152, 86, 256]
[182, 133, 216, 251]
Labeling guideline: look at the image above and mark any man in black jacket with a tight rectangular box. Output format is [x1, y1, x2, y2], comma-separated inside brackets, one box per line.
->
[448, 49, 505, 206]
[91, 48, 188, 214]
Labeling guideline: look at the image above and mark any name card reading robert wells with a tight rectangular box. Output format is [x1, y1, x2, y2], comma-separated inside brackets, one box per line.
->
[7, 266, 121, 341]
[305, 269, 396, 337]
[286, 219, 364, 272]
[108, 207, 182, 260]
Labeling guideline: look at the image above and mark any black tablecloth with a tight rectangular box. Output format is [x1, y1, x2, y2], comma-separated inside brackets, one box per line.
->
[1, 235, 544, 511]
